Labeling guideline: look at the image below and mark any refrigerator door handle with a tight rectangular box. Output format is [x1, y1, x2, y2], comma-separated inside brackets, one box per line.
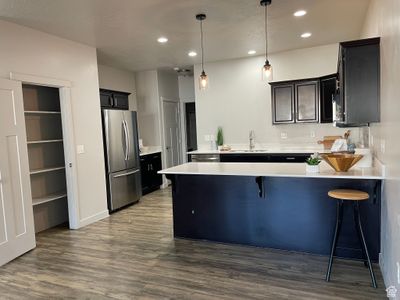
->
[122, 120, 129, 161]
[125, 120, 130, 161]
[113, 169, 140, 178]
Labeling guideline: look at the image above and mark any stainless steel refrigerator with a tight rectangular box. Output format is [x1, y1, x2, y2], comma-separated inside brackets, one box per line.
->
[102, 110, 141, 212]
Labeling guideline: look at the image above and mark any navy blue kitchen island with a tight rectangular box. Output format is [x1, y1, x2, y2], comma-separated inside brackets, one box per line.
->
[160, 162, 384, 261]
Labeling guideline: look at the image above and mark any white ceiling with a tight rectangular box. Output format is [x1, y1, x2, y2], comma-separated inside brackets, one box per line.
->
[0, 0, 370, 72]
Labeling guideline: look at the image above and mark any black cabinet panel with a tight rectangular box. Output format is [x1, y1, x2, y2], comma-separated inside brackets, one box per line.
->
[140, 152, 162, 195]
[100, 91, 113, 108]
[219, 153, 311, 163]
[335, 38, 380, 126]
[113, 92, 129, 110]
[100, 89, 130, 110]
[268, 154, 310, 163]
[320, 75, 336, 123]
[220, 154, 269, 163]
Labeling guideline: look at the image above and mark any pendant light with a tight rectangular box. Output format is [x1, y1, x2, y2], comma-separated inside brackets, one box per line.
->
[196, 13, 209, 90]
[261, 0, 273, 81]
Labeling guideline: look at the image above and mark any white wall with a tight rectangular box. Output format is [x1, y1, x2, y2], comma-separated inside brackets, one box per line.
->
[157, 69, 179, 100]
[135, 70, 160, 147]
[194, 44, 359, 149]
[362, 0, 400, 293]
[178, 75, 195, 103]
[0, 20, 108, 227]
[98, 64, 137, 110]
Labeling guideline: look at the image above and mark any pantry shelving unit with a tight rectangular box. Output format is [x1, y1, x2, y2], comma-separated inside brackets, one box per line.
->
[22, 84, 69, 233]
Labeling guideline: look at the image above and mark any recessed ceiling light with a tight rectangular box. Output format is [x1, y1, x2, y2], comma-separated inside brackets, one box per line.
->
[301, 32, 312, 38]
[157, 37, 168, 43]
[294, 10, 307, 17]
[248, 50, 257, 55]
[188, 51, 197, 57]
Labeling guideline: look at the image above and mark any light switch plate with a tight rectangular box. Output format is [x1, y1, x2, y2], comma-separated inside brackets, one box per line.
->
[77, 145, 85, 154]
[380, 139, 386, 154]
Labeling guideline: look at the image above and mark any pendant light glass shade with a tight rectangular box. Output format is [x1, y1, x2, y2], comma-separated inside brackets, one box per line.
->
[199, 70, 209, 90]
[196, 14, 209, 91]
[262, 60, 273, 81]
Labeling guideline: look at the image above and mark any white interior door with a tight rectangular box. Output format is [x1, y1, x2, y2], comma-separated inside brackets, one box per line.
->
[0, 78, 36, 266]
[163, 100, 181, 168]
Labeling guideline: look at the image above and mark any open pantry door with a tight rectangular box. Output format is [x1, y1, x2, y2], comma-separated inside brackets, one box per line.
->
[0, 78, 36, 266]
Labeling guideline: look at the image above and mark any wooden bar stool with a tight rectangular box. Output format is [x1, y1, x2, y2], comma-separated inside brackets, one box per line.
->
[326, 189, 377, 288]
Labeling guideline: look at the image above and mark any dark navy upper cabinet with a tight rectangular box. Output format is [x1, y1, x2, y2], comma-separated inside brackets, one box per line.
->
[320, 74, 336, 123]
[100, 89, 130, 110]
[334, 37, 380, 127]
[270, 79, 320, 125]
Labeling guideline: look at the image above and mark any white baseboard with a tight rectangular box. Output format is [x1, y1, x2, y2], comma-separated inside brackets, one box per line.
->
[71, 210, 109, 229]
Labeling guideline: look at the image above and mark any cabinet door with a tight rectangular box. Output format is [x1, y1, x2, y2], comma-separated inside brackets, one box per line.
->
[112, 93, 129, 110]
[150, 154, 163, 187]
[0, 78, 36, 266]
[140, 157, 150, 191]
[295, 81, 319, 123]
[271, 84, 295, 124]
[320, 75, 336, 123]
[100, 91, 113, 108]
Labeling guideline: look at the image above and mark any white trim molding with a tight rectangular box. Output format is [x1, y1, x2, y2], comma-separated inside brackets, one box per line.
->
[10, 72, 72, 88]
[10, 72, 81, 229]
[78, 210, 109, 228]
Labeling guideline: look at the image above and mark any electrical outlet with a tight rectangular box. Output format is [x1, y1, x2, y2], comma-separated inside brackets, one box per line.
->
[380, 139, 386, 154]
[398, 214, 400, 229]
[310, 131, 316, 138]
[281, 132, 288, 139]
[397, 262, 400, 284]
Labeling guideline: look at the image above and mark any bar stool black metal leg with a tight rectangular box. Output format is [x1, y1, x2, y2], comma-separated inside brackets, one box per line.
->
[354, 202, 377, 288]
[326, 200, 344, 282]
[353, 202, 368, 268]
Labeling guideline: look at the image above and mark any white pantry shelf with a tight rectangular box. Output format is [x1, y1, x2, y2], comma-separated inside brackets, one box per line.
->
[32, 191, 67, 206]
[24, 110, 61, 115]
[30, 166, 65, 175]
[27, 139, 63, 145]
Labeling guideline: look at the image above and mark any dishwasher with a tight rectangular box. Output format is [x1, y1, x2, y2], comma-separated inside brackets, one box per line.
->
[190, 154, 220, 162]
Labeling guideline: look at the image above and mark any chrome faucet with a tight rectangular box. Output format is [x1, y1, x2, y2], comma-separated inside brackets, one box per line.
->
[249, 130, 255, 150]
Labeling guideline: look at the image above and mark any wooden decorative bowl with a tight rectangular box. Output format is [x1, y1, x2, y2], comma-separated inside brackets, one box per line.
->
[321, 154, 364, 172]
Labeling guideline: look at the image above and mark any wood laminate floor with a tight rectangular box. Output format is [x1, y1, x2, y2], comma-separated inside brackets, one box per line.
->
[0, 188, 386, 299]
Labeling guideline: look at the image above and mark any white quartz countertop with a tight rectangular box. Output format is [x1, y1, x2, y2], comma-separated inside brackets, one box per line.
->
[159, 162, 384, 180]
[140, 146, 162, 157]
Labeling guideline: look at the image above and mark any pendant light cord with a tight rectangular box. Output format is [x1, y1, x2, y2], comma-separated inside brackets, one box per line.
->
[200, 19, 205, 72]
[264, 3, 268, 61]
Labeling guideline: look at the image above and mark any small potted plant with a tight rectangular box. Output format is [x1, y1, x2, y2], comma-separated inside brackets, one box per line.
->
[305, 153, 322, 173]
[216, 127, 224, 150]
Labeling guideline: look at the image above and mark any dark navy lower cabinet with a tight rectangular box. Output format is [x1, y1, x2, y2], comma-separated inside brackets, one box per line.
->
[140, 152, 162, 195]
[219, 153, 310, 163]
[169, 174, 381, 261]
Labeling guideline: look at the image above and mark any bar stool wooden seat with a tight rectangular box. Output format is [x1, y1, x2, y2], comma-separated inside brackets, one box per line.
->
[326, 189, 377, 288]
